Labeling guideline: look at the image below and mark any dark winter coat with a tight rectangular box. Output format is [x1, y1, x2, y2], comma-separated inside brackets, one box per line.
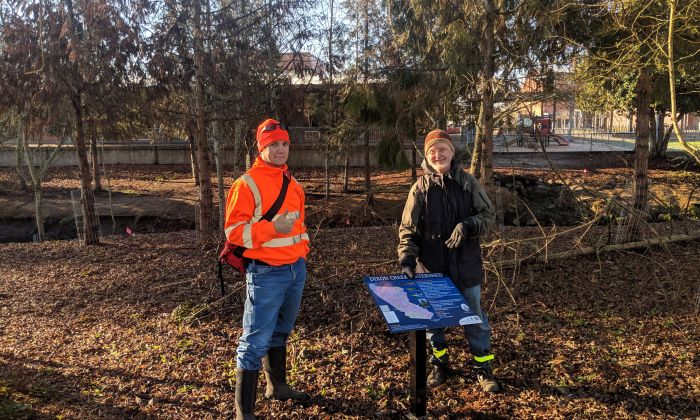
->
[397, 160, 495, 289]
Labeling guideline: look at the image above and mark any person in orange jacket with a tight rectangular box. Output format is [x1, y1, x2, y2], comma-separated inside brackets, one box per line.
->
[224, 119, 310, 420]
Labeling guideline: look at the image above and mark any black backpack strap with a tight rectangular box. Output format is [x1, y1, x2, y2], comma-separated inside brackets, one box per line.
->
[218, 172, 291, 297]
[262, 172, 291, 222]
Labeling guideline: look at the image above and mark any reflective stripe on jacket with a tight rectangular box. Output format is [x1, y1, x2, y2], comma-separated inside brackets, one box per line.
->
[224, 156, 309, 266]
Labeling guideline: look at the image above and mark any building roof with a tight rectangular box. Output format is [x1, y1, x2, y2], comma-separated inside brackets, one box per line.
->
[279, 52, 327, 85]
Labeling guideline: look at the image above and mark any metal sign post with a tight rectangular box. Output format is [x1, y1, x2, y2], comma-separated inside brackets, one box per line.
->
[363, 273, 483, 418]
[409, 330, 427, 417]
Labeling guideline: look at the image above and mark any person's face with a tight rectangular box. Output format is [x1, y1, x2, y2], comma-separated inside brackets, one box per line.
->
[427, 142, 454, 174]
[260, 140, 290, 166]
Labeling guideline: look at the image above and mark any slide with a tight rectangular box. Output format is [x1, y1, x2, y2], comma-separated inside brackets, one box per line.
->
[550, 134, 570, 146]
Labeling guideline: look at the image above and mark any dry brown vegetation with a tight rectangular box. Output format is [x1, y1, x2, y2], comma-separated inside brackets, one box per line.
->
[1, 156, 699, 418]
[1, 222, 699, 419]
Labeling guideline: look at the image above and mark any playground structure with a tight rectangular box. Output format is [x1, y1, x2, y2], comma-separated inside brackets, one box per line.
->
[504, 116, 570, 148]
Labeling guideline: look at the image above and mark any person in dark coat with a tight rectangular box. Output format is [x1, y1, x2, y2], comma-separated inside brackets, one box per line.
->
[397, 129, 499, 391]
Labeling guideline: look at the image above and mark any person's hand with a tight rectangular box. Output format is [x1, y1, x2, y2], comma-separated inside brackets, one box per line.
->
[445, 218, 479, 248]
[401, 264, 416, 278]
[273, 210, 296, 234]
[445, 223, 466, 249]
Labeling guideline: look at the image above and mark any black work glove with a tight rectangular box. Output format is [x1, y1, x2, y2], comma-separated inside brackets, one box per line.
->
[445, 218, 478, 249]
[401, 264, 416, 279]
[400, 255, 417, 278]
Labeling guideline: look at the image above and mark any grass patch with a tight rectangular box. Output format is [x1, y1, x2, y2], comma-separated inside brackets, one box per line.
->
[171, 301, 211, 325]
[0, 396, 32, 419]
[667, 140, 700, 150]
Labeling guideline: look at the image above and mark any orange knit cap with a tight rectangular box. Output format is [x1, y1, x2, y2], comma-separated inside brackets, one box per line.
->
[256, 118, 290, 151]
[424, 129, 455, 155]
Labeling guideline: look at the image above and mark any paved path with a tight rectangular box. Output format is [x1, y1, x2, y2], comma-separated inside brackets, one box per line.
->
[493, 137, 633, 153]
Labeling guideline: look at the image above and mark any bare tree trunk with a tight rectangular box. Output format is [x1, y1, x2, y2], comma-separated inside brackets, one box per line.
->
[500, 231, 700, 268]
[470, 102, 484, 178]
[478, 0, 496, 185]
[87, 122, 101, 191]
[90, 130, 101, 191]
[660, 125, 673, 157]
[362, 3, 372, 202]
[568, 101, 575, 139]
[659, 113, 683, 157]
[34, 186, 45, 241]
[628, 110, 633, 132]
[264, 0, 277, 117]
[233, 0, 246, 178]
[188, 129, 200, 186]
[364, 129, 371, 195]
[20, 121, 68, 243]
[626, 66, 652, 241]
[656, 111, 662, 153]
[325, 137, 330, 199]
[19, 128, 46, 241]
[343, 154, 350, 192]
[192, 0, 213, 242]
[667, 1, 700, 165]
[649, 107, 658, 157]
[212, 121, 225, 238]
[63, 0, 99, 245]
[71, 95, 100, 245]
[14, 141, 28, 191]
[326, 0, 334, 200]
[234, 119, 242, 176]
[437, 97, 447, 130]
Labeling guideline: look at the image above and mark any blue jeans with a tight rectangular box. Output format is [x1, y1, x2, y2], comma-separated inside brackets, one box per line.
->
[236, 258, 306, 370]
[426, 284, 492, 363]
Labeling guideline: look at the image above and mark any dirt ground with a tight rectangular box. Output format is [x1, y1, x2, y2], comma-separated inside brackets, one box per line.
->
[1, 222, 699, 419]
[1, 152, 699, 418]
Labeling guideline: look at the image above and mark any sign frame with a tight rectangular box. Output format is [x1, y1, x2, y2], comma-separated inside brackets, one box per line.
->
[363, 272, 482, 417]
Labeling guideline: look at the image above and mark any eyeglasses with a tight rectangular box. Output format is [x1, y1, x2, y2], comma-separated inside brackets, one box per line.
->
[262, 122, 288, 132]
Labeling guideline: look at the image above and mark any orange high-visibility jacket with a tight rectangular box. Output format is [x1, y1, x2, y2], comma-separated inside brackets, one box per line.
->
[224, 156, 309, 266]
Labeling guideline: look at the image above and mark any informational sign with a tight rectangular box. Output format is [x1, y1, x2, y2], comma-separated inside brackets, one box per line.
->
[364, 273, 481, 333]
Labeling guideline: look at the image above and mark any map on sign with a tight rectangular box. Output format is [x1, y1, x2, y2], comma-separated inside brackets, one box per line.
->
[364, 273, 482, 333]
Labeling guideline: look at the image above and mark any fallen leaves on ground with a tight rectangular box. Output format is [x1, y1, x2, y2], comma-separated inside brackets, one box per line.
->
[1, 222, 699, 419]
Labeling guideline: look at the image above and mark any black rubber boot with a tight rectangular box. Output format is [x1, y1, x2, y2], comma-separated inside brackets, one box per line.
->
[427, 347, 449, 387]
[235, 368, 258, 420]
[474, 362, 500, 393]
[428, 364, 449, 387]
[263, 346, 310, 401]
